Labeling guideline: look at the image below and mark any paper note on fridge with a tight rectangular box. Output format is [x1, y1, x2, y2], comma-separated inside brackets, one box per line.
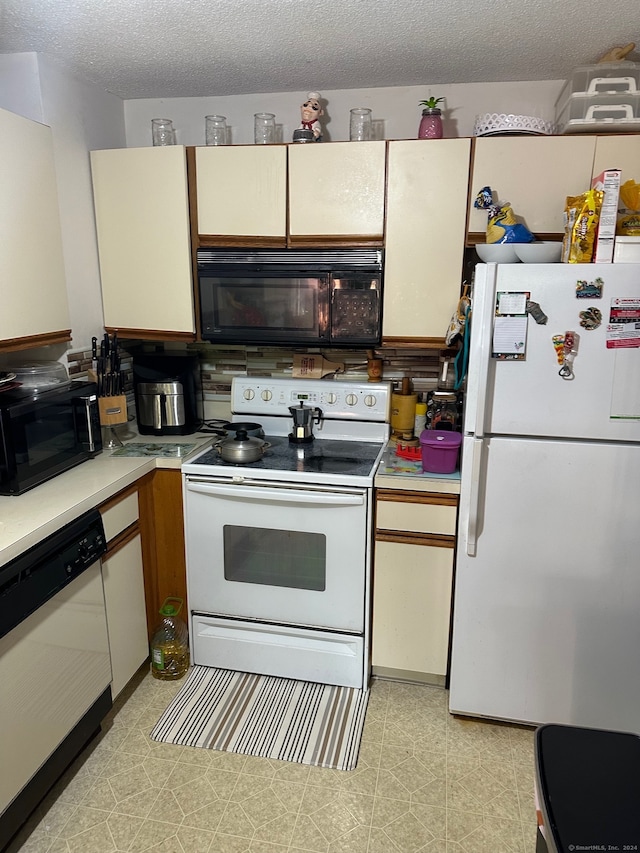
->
[496, 292, 528, 314]
[492, 315, 528, 359]
[606, 297, 640, 349]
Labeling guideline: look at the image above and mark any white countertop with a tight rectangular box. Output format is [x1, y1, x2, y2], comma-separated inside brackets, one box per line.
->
[0, 429, 215, 566]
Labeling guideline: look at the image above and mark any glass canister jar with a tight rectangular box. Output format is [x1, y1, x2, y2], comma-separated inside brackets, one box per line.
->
[426, 390, 459, 430]
[418, 108, 443, 139]
[254, 112, 276, 144]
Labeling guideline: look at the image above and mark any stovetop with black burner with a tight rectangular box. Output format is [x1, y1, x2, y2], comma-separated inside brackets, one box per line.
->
[191, 434, 383, 480]
[183, 377, 391, 487]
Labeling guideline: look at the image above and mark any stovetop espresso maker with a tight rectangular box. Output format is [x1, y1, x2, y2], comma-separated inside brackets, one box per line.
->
[289, 402, 323, 443]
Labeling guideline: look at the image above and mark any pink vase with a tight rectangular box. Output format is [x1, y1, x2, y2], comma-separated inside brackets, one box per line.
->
[418, 109, 443, 139]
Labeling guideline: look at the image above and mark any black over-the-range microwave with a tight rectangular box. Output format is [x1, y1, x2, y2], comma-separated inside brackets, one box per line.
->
[197, 249, 383, 347]
[0, 381, 102, 496]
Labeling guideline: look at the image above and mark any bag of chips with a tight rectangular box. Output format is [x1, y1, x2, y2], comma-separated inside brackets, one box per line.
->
[617, 179, 640, 236]
[561, 189, 604, 263]
[474, 186, 534, 244]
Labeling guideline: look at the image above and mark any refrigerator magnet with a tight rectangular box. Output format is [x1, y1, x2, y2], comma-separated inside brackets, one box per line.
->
[576, 277, 604, 299]
[526, 300, 548, 324]
[579, 306, 602, 330]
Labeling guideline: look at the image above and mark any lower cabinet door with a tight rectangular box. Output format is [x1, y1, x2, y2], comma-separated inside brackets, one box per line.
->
[372, 540, 454, 682]
[102, 534, 149, 698]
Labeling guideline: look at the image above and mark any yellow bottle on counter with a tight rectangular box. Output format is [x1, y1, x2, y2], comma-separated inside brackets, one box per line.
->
[150, 597, 189, 680]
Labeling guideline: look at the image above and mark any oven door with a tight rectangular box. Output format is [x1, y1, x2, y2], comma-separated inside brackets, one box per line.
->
[184, 477, 370, 633]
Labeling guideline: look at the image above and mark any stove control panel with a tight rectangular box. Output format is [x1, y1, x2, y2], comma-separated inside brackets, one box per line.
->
[232, 377, 391, 421]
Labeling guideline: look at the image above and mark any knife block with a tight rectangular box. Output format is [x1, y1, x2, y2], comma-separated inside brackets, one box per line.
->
[98, 395, 128, 426]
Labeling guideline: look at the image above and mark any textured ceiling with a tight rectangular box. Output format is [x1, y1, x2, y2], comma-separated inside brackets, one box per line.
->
[1, 0, 639, 100]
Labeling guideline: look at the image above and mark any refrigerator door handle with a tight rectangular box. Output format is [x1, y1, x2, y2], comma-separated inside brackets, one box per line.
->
[466, 438, 484, 556]
[471, 265, 497, 439]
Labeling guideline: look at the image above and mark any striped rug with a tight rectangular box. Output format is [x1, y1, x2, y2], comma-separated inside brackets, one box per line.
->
[150, 666, 370, 771]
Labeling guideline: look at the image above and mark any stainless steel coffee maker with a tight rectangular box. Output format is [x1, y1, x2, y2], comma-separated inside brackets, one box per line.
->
[133, 351, 203, 436]
[289, 402, 323, 443]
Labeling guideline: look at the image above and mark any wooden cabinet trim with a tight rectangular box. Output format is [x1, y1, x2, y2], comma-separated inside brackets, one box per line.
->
[382, 336, 447, 349]
[104, 327, 196, 342]
[186, 146, 203, 343]
[467, 231, 562, 246]
[375, 529, 455, 548]
[198, 234, 287, 248]
[376, 489, 458, 508]
[287, 234, 384, 247]
[0, 330, 72, 352]
[138, 468, 187, 638]
[104, 522, 140, 559]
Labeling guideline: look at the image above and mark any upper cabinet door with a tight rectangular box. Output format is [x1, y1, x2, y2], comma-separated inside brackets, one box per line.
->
[195, 146, 287, 244]
[288, 141, 386, 244]
[592, 135, 640, 184]
[91, 146, 194, 337]
[384, 139, 472, 344]
[0, 108, 70, 347]
[467, 136, 598, 238]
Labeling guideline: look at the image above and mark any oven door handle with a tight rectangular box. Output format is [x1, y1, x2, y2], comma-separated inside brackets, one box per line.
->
[186, 481, 365, 507]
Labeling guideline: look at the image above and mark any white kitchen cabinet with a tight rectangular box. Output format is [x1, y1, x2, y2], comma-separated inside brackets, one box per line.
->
[467, 136, 598, 238]
[384, 139, 471, 344]
[592, 135, 640, 185]
[288, 141, 386, 244]
[195, 145, 287, 244]
[100, 486, 149, 698]
[0, 107, 70, 350]
[372, 489, 458, 684]
[90, 146, 195, 339]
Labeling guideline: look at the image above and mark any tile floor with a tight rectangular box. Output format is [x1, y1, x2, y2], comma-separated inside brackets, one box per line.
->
[7, 670, 538, 853]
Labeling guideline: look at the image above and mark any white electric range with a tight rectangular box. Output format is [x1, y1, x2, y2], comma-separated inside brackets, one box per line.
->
[182, 377, 390, 688]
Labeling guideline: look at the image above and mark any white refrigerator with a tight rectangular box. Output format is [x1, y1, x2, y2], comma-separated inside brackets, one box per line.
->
[449, 262, 640, 732]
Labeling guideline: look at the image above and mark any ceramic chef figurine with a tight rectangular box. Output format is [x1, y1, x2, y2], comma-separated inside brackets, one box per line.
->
[293, 92, 324, 142]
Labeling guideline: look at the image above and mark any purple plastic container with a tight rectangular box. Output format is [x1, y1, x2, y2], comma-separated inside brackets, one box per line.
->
[419, 430, 462, 474]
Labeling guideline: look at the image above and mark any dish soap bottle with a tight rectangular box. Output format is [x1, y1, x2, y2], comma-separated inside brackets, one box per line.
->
[150, 597, 189, 680]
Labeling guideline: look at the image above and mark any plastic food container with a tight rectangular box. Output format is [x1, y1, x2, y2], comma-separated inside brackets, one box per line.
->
[556, 63, 640, 105]
[11, 360, 70, 392]
[419, 430, 462, 474]
[555, 63, 640, 134]
[555, 92, 640, 134]
[614, 236, 640, 262]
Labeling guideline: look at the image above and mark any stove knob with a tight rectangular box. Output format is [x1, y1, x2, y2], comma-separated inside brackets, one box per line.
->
[364, 394, 376, 407]
[243, 389, 255, 401]
[261, 390, 272, 402]
[345, 393, 358, 406]
[325, 392, 337, 405]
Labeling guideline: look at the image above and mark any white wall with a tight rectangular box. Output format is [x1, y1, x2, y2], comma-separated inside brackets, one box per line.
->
[37, 55, 126, 351]
[124, 80, 565, 147]
[0, 53, 43, 122]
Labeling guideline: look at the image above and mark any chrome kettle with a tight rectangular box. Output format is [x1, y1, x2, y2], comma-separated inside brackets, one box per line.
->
[289, 402, 323, 444]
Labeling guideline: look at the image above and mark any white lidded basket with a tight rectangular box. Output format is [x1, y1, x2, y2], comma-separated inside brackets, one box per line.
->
[473, 113, 555, 137]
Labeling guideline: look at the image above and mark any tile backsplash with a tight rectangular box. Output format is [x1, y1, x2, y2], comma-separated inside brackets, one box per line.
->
[67, 341, 454, 424]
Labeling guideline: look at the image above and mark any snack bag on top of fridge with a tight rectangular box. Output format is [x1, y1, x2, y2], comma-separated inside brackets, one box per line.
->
[561, 188, 604, 263]
[618, 179, 640, 236]
[474, 186, 534, 244]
